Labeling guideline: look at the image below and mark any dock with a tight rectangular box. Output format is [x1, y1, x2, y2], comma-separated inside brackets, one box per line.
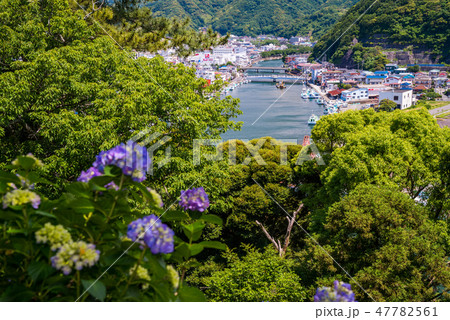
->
[307, 83, 330, 102]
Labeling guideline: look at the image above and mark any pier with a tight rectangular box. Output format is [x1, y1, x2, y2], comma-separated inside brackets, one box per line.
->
[247, 75, 307, 84]
[307, 83, 331, 102]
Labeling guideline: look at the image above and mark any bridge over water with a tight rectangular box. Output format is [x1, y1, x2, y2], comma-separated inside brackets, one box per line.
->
[241, 66, 289, 73]
[247, 75, 308, 84]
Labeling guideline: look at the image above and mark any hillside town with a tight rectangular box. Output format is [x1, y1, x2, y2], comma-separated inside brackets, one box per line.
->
[136, 34, 450, 122]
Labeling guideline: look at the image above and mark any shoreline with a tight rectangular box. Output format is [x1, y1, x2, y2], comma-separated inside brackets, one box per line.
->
[250, 56, 283, 67]
[307, 83, 330, 102]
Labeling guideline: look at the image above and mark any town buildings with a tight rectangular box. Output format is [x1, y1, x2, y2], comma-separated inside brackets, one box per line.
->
[379, 90, 414, 110]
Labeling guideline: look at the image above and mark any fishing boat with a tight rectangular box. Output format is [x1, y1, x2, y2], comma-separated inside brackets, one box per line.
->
[310, 91, 320, 99]
[307, 114, 320, 125]
[301, 89, 311, 99]
[276, 81, 286, 89]
[316, 98, 325, 105]
[324, 105, 338, 115]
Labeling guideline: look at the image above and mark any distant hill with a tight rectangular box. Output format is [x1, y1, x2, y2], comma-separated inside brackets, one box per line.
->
[311, 0, 450, 66]
[148, 0, 359, 38]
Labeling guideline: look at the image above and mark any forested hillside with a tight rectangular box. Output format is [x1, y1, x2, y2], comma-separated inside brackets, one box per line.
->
[311, 0, 450, 65]
[149, 0, 359, 38]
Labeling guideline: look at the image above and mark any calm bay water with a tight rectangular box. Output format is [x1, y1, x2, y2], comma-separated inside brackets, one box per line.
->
[221, 59, 323, 142]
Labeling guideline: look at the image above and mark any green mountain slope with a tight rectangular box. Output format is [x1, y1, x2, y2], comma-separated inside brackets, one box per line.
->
[311, 0, 450, 65]
[149, 0, 359, 38]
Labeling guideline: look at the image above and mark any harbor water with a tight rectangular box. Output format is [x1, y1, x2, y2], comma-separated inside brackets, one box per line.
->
[221, 59, 323, 142]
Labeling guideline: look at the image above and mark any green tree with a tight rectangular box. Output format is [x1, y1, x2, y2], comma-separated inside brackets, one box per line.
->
[298, 184, 450, 302]
[208, 138, 303, 250]
[312, 108, 449, 218]
[407, 65, 420, 73]
[378, 99, 397, 112]
[199, 246, 307, 302]
[0, 0, 241, 195]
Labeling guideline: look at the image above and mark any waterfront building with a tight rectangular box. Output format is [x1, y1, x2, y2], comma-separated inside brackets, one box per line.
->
[341, 88, 369, 101]
[379, 89, 413, 110]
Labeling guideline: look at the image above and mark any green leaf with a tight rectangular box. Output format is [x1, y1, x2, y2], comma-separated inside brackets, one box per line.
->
[0, 171, 21, 184]
[188, 243, 204, 256]
[81, 279, 106, 301]
[89, 176, 114, 188]
[7, 228, 26, 234]
[182, 221, 205, 242]
[200, 214, 223, 225]
[17, 156, 36, 170]
[162, 210, 189, 222]
[199, 241, 227, 251]
[27, 261, 54, 282]
[0, 285, 34, 302]
[27, 172, 54, 185]
[69, 198, 94, 214]
[33, 210, 57, 219]
[170, 243, 190, 262]
[188, 210, 202, 219]
[177, 286, 207, 302]
[65, 182, 91, 198]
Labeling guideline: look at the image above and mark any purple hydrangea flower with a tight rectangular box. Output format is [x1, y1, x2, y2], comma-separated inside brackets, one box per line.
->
[314, 280, 356, 302]
[77, 167, 102, 183]
[179, 187, 209, 212]
[104, 181, 119, 191]
[127, 214, 174, 254]
[92, 141, 150, 182]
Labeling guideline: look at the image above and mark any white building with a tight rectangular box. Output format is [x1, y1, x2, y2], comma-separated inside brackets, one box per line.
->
[379, 89, 413, 110]
[341, 88, 369, 101]
[213, 46, 234, 55]
[195, 68, 216, 82]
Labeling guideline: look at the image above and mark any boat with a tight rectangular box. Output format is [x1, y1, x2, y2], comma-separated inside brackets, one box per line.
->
[324, 105, 339, 115]
[276, 81, 286, 89]
[316, 98, 325, 105]
[310, 91, 320, 99]
[301, 89, 311, 99]
[307, 114, 320, 125]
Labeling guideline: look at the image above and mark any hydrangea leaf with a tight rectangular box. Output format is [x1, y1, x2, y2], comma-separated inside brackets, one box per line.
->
[81, 279, 106, 302]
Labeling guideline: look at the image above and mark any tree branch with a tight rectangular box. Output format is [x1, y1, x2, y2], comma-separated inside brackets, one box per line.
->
[255, 220, 280, 254]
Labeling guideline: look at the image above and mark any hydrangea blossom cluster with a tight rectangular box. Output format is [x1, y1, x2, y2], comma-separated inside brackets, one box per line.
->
[314, 281, 356, 302]
[35, 223, 73, 251]
[127, 214, 174, 254]
[148, 188, 164, 208]
[50, 241, 100, 275]
[129, 265, 151, 289]
[179, 187, 209, 212]
[77, 141, 150, 186]
[2, 189, 41, 209]
[166, 265, 180, 289]
[92, 141, 150, 182]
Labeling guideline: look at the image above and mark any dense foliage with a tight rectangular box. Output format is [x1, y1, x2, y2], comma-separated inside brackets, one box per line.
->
[0, 0, 241, 196]
[1, 0, 449, 303]
[311, 0, 450, 65]
[0, 151, 226, 301]
[149, 0, 359, 38]
[260, 46, 312, 59]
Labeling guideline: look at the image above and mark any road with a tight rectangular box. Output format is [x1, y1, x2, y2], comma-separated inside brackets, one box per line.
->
[429, 103, 450, 116]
